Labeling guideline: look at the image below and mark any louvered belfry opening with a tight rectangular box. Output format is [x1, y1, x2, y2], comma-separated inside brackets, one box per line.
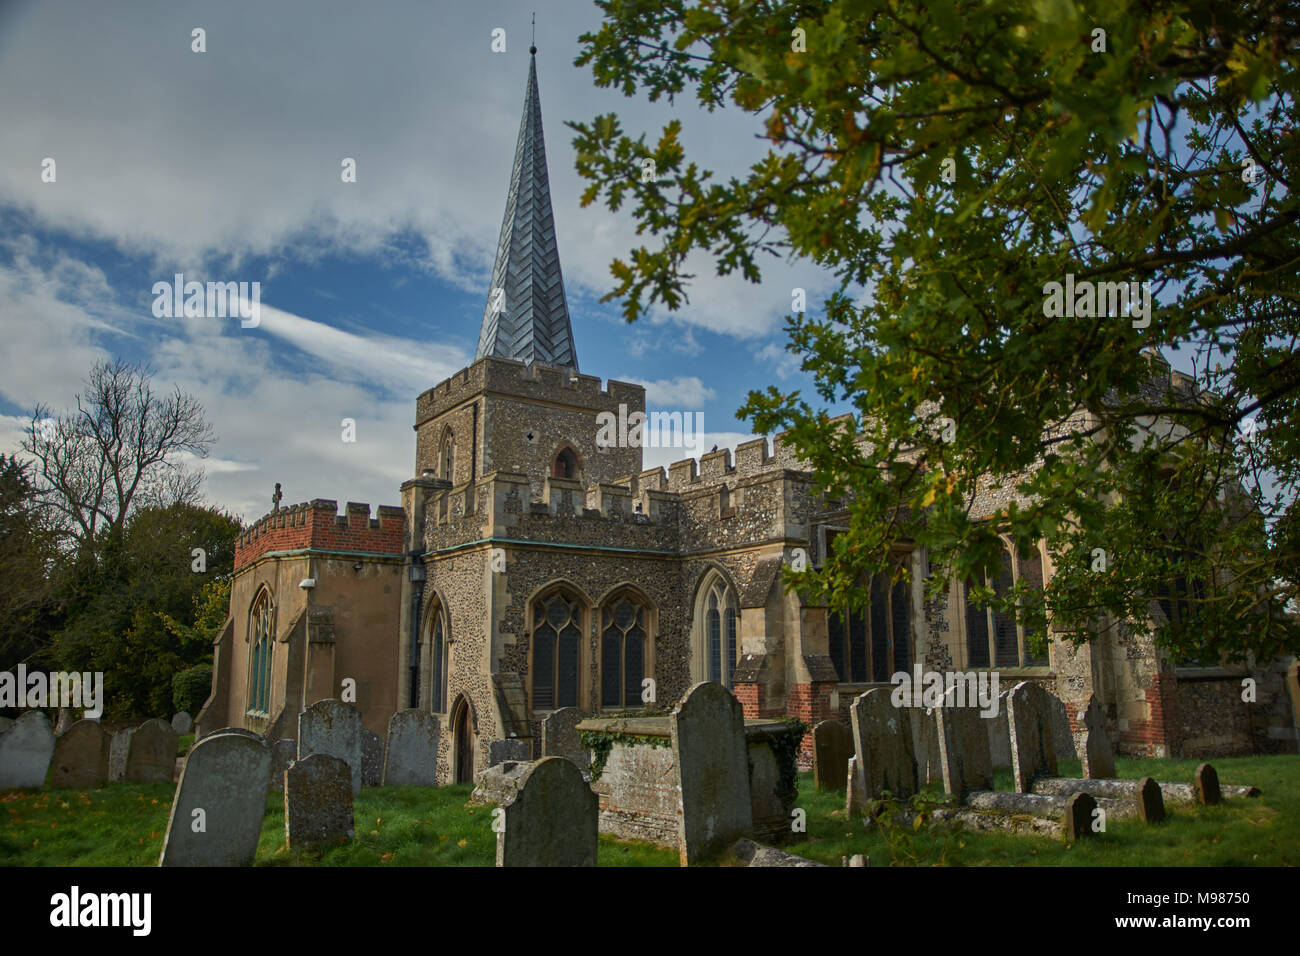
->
[474, 50, 579, 371]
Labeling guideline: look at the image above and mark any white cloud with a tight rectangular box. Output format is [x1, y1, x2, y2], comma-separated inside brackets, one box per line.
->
[621, 375, 715, 409]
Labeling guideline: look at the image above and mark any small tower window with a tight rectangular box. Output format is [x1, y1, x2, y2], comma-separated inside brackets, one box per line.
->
[553, 446, 578, 480]
[439, 429, 456, 482]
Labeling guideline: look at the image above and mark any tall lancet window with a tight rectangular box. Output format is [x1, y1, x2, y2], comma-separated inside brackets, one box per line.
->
[246, 589, 274, 717]
[531, 590, 582, 711]
[439, 428, 455, 483]
[694, 572, 739, 688]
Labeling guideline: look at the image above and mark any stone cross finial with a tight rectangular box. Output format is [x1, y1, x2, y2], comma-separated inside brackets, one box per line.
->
[272, 483, 282, 511]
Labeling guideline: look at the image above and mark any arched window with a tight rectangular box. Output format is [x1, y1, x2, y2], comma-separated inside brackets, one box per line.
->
[531, 590, 583, 710]
[439, 428, 456, 482]
[694, 571, 739, 688]
[246, 589, 274, 717]
[601, 592, 650, 709]
[412, 598, 450, 712]
[965, 539, 1048, 668]
[827, 559, 913, 683]
[552, 446, 578, 479]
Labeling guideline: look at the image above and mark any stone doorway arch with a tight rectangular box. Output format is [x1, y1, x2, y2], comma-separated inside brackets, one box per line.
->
[450, 695, 476, 784]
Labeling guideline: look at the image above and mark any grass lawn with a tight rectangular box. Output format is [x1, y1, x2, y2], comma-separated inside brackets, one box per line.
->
[1, 753, 1294, 866]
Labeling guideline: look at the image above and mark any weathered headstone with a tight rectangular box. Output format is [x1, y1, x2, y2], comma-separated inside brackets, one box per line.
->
[488, 738, 531, 766]
[361, 729, 383, 787]
[1007, 681, 1057, 792]
[0, 711, 55, 789]
[1077, 695, 1116, 779]
[541, 707, 588, 770]
[383, 710, 439, 786]
[126, 719, 179, 784]
[1194, 763, 1220, 806]
[285, 753, 355, 849]
[935, 704, 993, 798]
[910, 705, 943, 784]
[1136, 776, 1165, 823]
[812, 720, 853, 791]
[298, 699, 362, 796]
[49, 719, 108, 789]
[1046, 690, 1078, 760]
[1063, 791, 1098, 841]
[269, 738, 296, 793]
[849, 688, 918, 799]
[54, 707, 76, 736]
[108, 727, 135, 783]
[985, 690, 1013, 769]
[496, 756, 598, 866]
[160, 732, 271, 866]
[671, 682, 754, 865]
[845, 755, 867, 817]
[171, 712, 193, 735]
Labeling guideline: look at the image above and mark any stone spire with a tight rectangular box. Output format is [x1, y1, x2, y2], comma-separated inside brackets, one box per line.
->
[474, 49, 579, 371]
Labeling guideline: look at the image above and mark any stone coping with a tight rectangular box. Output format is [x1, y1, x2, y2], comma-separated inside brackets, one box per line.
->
[575, 715, 798, 740]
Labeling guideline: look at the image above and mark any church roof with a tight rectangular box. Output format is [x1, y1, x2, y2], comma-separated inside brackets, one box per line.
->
[474, 50, 579, 371]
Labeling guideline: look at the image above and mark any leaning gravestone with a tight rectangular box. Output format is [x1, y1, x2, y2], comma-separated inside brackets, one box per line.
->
[1007, 681, 1057, 792]
[850, 688, 918, 799]
[126, 719, 179, 784]
[1064, 791, 1098, 841]
[383, 711, 439, 786]
[269, 738, 297, 793]
[845, 755, 867, 817]
[285, 753, 355, 849]
[171, 712, 193, 735]
[488, 738, 531, 766]
[496, 756, 598, 866]
[0, 711, 55, 789]
[671, 682, 753, 865]
[361, 729, 383, 787]
[49, 719, 108, 789]
[1077, 696, 1116, 779]
[812, 720, 853, 791]
[298, 699, 362, 796]
[160, 732, 271, 866]
[108, 727, 136, 783]
[541, 707, 588, 770]
[935, 704, 994, 798]
[1195, 763, 1221, 806]
[54, 707, 76, 736]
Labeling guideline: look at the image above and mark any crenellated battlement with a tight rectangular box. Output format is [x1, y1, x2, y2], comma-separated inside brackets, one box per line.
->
[415, 355, 646, 425]
[235, 499, 405, 570]
[642, 431, 811, 495]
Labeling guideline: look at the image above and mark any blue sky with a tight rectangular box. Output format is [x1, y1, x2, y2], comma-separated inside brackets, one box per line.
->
[0, 0, 832, 522]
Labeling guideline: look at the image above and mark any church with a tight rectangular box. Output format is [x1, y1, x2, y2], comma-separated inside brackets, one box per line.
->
[195, 51, 1298, 783]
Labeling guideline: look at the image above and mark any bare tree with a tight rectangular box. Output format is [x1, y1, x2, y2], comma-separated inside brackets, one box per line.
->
[22, 358, 215, 555]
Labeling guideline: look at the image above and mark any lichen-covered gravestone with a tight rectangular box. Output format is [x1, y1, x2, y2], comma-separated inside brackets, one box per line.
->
[108, 728, 135, 782]
[0, 711, 55, 789]
[361, 729, 383, 787]
[383, 710, 439, 786]
[488, 738, 531, 766]
[126, 719, 179, 784]
[496, 757, 597, 866]
[171, 712, 193, 735]
[298, 699, 362, 796]
[285, 753, 355, 848]
[1077, 695, 1116, 779]
[935, 704, 993, 797]
[812, 720, 852, 791]
[850, 688, 918, 799]
[540, 707, 588, 770]
[160, 732, 271, 866]
[1007, 681, 1058, 792]
[269, 738, 296, 793]
[671, 682, 753, 865]
[49, 719, 108, 789]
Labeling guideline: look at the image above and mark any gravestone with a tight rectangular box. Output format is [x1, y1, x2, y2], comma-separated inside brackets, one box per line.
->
[298, 699, 362, 796]
[845, 755, 867, 817]
[1063, 792, 1098, 841]
[849, 688, 918, 799]
[671, 682, 753, 865]
[108, 727, 135, 783]
[0, 717, 12, 733]
[1007, 681, 1057, 792]
[496, 757, 598, 866]
[935, 704, 993, 798]
[488, 738, 531, 766]
[1046, 690, 1078, 760]
[126, 719, 179, 784]
[160, 732, 271, 866]
[1194, 763, 1220, 806]
[1136, 776, 1165, 823]
[0, 711, 55, 789]
[285, 753, 355, 848]
[54, 707, 76, 736]
[986, 690, 1013, 769]
[383, 710, 439, 786]
[910, 706, 942, 784]
[361, 729, 383, 787]
[171, 712, 193, 735]
[812, 720, 853, 791]
[269, 738, 296, 793]
[1077, 695, 1115, 779]
[49, 719, 108, 789]
[541, 707, 588, 770]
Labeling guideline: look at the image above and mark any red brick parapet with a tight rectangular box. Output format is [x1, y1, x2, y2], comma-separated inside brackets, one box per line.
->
[234, 499, 405, 570]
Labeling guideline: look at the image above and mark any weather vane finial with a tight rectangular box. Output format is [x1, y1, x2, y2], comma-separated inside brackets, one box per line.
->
[530, 12, 536, 55]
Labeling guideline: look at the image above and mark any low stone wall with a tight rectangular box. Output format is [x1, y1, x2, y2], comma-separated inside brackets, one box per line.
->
[577, 716, 802, 848]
